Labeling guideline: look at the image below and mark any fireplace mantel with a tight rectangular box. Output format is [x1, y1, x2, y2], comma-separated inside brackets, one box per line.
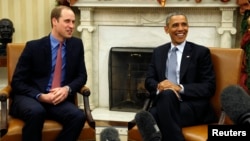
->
[73, 0, 237, 8]
[72, 0, 240, 110]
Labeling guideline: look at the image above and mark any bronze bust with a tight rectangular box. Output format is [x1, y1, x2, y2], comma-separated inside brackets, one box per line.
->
[0, 18, 15, 55]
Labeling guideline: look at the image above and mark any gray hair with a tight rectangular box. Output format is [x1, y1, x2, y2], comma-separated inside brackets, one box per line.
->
[165, 12, 188, 26]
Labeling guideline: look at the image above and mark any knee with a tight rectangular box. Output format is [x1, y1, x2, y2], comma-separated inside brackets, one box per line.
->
[23, 106, 46, 121]
[73, 109, 86, 123]
[156, 90, 180, 107]
[159, 90, 177, 100]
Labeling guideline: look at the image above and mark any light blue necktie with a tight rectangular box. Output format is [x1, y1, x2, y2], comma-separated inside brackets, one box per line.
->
[166, 47, 178, 84]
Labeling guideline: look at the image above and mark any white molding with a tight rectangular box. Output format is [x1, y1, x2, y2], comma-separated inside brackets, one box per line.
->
[73, 0, 238, 8]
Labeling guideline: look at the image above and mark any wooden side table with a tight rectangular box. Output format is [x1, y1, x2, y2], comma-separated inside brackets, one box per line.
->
[0, 56, 7, 67]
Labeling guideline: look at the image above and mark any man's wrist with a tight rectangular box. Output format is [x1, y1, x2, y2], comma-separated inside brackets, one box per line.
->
[64, 85, 72, 94]
[36, 93, 41, 100]
[178, 84, 184, 93]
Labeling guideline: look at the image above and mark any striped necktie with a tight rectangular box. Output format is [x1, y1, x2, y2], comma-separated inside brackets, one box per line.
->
[51, 42, 62, 88]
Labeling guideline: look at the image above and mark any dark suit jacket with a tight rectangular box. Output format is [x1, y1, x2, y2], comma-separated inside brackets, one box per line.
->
[10, 35, 87, 102]
[145, 41, 216, 123]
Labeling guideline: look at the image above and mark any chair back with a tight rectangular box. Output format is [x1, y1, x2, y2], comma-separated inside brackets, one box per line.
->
[209, 47, 244, 123]
[7, 43, 25, 85]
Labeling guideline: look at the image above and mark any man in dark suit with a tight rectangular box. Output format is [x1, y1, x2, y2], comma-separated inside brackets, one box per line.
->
[145, 12, 216, 141]
[9, 6, 87, 141]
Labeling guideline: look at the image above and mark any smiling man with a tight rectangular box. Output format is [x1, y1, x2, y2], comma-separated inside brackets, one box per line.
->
[144, 12, 216, 141]
[9, 6, 87, 141]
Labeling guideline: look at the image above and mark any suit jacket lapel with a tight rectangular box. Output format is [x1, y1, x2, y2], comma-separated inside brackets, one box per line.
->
[180, 43, 192, 81]
[43, 37, 52, 70]
[160, 44, 171, 80]
[65, 39, 73, 76]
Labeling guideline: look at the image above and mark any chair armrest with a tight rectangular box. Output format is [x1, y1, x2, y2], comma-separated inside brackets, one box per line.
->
[78, 85, 95, 129]
[0, 85, 11, 137]
[0, 85, 11, 99]
[128, 98, 152, 130]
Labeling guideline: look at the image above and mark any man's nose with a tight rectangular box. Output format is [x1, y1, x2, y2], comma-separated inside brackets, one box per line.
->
[2, 26, 10, 31]
[69, 22, 74, 28]
[177, 25, 184, 30]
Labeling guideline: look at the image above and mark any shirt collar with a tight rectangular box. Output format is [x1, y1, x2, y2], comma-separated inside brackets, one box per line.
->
[171, 41, 186, 53]
[50, 34, 66, 47]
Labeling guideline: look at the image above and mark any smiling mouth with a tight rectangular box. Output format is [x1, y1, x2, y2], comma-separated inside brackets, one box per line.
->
[66, 30, 73, 34]
[176, 33, 185, 36]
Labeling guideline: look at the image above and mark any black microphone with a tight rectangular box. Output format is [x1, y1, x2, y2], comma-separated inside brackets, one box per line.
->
[100, 127, 121, 141]
[220, 84, 250, 125]
[135, 110, 162, 141]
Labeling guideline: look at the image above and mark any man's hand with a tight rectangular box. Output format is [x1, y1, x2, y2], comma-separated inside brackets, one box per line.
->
[157, 80, 181, 93]
[38, 86, 69, 105]
[157, 80, 182, 101]
[38, 92, 55, 104]
[50, 87, 69, 105]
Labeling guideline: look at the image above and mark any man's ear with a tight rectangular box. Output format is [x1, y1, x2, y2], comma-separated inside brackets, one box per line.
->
[164, 26, 169, 34]
[52, 18, 58, 26]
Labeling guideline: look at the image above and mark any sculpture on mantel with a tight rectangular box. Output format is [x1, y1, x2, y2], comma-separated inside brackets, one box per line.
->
[0, 18, 15, 56]
[157, 0, 166, 7]
[238, 0, 250, 93]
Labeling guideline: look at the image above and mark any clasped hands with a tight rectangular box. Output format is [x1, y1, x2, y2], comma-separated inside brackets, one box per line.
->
[157, 80, 182, 101]
[38, 86, 69, 105]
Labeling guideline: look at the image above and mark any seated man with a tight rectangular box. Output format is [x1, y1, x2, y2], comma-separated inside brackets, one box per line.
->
[9, 6, 87, 141]
[145, 12, 217, 141]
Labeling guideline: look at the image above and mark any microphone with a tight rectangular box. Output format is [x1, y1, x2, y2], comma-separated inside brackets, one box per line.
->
[100, 127, 121, 141]
[220, 84, 250, 125]
[135, 110, 162, 141]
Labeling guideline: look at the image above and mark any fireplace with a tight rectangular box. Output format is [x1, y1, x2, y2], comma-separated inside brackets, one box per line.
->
[109, 47, 153, 112]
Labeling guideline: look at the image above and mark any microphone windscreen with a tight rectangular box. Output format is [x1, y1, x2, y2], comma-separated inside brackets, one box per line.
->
[220, 85, 250, 124]
[135, 110, 161, 141]
[100, 127, 120, 141]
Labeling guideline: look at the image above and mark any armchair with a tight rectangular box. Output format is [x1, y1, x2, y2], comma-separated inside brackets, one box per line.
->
[0, 43, 96, 141]
[127, 47, 244, 141]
